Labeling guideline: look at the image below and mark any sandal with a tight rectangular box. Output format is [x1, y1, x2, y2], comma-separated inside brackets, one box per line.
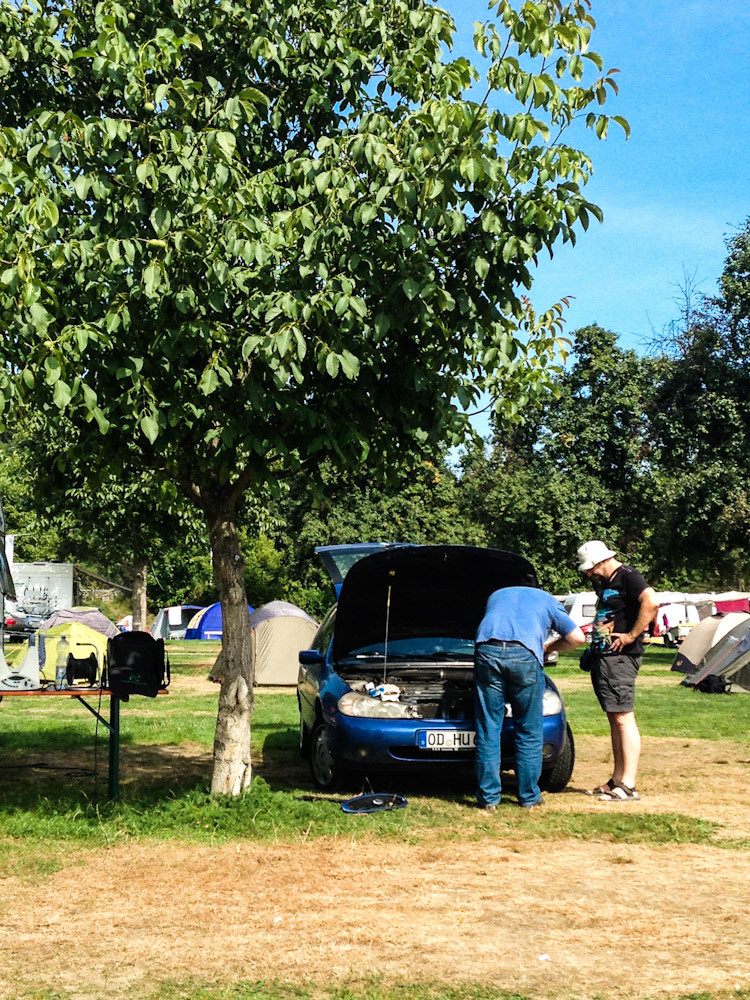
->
[585, 778, 615, 796]
[598, 781, 640, 802]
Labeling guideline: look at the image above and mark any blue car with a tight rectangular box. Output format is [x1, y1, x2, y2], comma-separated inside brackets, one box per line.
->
[297, 544, 575, 793]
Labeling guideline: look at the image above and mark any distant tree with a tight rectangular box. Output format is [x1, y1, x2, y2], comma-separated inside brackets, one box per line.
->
[462, 326, 660, 588]
[720, 218, 750, 329]
[647, 229, 750, 588]
[0, 0, 625, 793]
[270, 455, 486, 617]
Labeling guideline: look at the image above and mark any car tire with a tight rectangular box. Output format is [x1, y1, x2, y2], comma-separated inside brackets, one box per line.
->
[310, 718, 343, 791]
[539, 723, 575, 793]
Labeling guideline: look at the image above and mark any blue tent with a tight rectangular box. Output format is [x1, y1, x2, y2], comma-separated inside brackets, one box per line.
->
[184, 602, 254, 640]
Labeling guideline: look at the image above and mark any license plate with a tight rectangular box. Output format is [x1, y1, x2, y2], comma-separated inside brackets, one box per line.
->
[417, 729, 476, 750]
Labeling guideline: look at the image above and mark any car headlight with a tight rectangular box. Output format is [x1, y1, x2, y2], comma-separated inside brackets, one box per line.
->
[542, 689, 563, 716]
[505, 690, 562, 718]
[338, 691, 422, 719]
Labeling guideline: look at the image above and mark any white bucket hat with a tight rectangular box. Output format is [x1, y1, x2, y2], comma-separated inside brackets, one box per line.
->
[577, 540, 617, 572]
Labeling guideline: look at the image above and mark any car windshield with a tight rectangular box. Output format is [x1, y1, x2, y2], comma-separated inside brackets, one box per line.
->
[345, 636, 475, 659]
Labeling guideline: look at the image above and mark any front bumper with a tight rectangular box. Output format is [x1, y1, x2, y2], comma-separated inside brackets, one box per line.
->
[330, 713, 566, 769]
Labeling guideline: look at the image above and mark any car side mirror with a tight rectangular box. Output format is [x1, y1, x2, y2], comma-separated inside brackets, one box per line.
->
[299, 649, 325, 665]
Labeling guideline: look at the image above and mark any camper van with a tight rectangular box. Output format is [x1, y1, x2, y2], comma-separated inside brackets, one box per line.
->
[658, 601, 700, 646]
[562, 592, 598, 629]
[6, 562, 79, 639]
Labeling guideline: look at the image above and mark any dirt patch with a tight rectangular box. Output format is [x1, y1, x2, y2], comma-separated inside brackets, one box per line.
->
[0, 734, 749, 999]
[0, 832, 748, 999]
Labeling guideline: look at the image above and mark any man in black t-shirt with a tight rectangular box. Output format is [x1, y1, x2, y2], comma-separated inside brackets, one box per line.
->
[576, 540, 659, 802]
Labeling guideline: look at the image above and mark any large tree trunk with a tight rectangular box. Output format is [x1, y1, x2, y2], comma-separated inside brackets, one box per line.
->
[130, 551, 148, 632]
[203, 498, 254, 796]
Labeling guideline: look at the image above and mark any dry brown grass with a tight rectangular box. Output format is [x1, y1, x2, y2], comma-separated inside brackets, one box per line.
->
[0, 730, 748, 999]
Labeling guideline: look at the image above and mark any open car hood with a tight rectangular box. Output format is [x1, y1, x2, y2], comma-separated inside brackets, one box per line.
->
[332, 544, 538, 661]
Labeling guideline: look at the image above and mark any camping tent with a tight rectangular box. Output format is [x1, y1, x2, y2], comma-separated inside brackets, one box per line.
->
[250, 601, 319, 686]
[41, 606, 119, 638]
[151, 605, 204, 640]
[671, 612, 750, 673]
[13, 621, 110, 684]
[682, 615, 750, 691]
[185, 602, 254, 640]
[714, 592, 750, 614]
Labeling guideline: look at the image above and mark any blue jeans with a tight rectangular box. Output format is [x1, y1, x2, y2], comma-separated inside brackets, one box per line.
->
[474, 642, 544, 807]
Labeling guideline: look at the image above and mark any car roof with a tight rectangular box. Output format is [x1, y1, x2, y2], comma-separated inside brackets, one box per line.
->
[332, 544, 538, 660]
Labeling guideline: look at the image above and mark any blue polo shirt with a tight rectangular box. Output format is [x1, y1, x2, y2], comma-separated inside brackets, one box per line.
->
[475, 586, 578, 664]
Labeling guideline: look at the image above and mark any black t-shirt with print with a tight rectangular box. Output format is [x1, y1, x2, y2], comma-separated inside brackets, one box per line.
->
[591, 565, 649, 657]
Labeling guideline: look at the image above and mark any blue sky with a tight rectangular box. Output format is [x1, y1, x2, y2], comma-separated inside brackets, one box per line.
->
[443, 0, 750, 355]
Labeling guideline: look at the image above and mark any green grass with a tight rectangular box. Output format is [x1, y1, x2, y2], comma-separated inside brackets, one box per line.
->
[0, 641, 747, 851]
[554, 647, 750, 742]
[18, 977, 750, 1000]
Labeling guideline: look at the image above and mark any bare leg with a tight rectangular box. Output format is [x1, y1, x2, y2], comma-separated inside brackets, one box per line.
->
[607, 710, 641, 788]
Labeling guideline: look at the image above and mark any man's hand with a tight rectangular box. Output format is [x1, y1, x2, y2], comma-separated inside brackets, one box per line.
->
[610, 631, 633, 652]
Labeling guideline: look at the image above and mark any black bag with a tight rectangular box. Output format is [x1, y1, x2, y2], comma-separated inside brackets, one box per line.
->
[694, 674, 731, 695]
[579, 646, 593, 672]
[106, 632, 170, 699]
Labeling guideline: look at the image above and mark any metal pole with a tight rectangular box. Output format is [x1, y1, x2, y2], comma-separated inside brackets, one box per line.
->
[108, 694, 120, 801]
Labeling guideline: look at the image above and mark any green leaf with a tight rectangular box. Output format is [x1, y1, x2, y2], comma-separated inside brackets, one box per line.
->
[140, 414, 159, 443]
[150, 206, 172, 237]
[402, 277, 420, 300]
[72, 175, 90, 201]
[325, 353, 340, 377]
[92, 408, 110, 433]
[339, 350, 360, 379]
[29, 302, 51, 333]
[613, 115, 631, 139]
[199, 369, 219, 395]
[142, 260, 162, 296]
[52, 380, 72, 409]
[475, 257, 490, 281]
[216, 131, 236, 159]
[82, 384, 98, 409]
[44, 356, 61, 385]
[374, 313, 391, 337]
[106, 238, 122, 264]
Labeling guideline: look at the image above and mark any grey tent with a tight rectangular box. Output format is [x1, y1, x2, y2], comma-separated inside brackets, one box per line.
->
[40, 606, 119, 638]
[250, 601, 318, 686]
[682, 615, 750, 691]
[672, 612, 750, 673]
[151, 605, 204, 640]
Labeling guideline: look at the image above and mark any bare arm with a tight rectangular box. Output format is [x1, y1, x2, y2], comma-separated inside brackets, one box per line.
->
[545, 626, 586, 655]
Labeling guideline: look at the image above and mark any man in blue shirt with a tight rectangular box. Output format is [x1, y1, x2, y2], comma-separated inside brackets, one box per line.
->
[474, 586, 584, 810]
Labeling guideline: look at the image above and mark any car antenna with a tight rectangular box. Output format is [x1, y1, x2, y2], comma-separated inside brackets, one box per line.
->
[383, 570, 395, 685]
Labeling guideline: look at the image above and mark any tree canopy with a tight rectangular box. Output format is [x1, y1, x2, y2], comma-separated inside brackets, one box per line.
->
[0, 0, 625, 793]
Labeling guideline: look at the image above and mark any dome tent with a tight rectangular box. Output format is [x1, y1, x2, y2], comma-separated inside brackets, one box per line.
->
[42, 606, 119, 638]
[151, 605, 204, 640]
[250, 601, 319, 686]
[185, 602, 254, 641]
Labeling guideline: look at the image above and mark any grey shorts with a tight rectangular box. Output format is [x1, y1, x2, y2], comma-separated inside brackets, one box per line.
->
[591, 653, 641, 713]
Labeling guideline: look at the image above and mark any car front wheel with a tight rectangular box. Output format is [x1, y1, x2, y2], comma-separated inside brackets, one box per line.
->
[539, 723, 575, 793]
[310, 719, 341, 791]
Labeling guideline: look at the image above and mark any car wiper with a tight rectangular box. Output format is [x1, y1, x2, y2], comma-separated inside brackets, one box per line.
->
[346, 653, 415, 661]
[410, 652, 474, 662]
